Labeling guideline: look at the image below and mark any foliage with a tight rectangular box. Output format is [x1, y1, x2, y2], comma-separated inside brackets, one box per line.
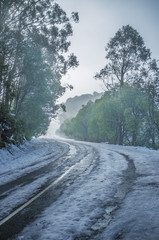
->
[95, 25, 150, 89]
[60, 87, 159, 148]
[59, 101, 93, 140]
[0, 0, 79, 147]
[59, 25, 159, 148]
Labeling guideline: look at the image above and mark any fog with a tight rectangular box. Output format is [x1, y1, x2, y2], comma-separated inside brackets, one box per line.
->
[46, 92, 103, 138]
[47, 0, 159, 139]
[57, 0, 159, 102]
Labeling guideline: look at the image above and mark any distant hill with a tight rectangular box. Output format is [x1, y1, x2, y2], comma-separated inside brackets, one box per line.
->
[58, 92, 103, 124]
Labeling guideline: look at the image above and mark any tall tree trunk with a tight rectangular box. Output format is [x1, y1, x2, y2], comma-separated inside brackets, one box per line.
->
[151, 89, 156, 148]
[118, 120, 124, 145]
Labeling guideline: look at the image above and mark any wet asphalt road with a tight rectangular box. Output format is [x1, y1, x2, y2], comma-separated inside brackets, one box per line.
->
[0, 140, 98, 239]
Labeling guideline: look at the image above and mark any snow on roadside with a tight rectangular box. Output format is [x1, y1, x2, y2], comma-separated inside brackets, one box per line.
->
[1, 139, 159, 240]
[99, 185, 159, 240]
[0, 138, 69, 220]
[94, 144, 159, 240]
[98, 143, 159, 176]
[0, 138, 68, 185]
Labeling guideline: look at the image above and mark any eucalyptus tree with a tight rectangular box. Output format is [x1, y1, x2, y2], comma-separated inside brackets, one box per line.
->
[95, 25, 150, 89]
[0, 0, 79, 145]
[58, 26, 159, 148]
[94, 25, 152, 145]
[142, 59, 159, 147]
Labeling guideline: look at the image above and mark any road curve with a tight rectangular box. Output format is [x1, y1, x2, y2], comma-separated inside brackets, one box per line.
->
[0, 139, 98, 239]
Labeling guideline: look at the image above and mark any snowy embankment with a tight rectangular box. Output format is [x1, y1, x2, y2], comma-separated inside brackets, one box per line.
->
[0, 139, 159, 240]
[0, 139, 69, 220]
[0, 138, 68, 185]
[94, 143, 159, 240]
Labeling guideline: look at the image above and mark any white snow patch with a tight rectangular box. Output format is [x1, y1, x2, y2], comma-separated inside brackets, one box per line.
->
[0, 138, 67, 184]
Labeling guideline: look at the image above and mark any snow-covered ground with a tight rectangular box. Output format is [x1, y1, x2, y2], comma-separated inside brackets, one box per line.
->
[91, 143, 159, 240]
[0, 139, 69, 220]
[0, 138, 68, 185]
[0, 138, 159, 240]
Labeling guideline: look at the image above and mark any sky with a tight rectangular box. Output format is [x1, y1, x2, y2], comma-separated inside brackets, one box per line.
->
[57, 0, 159, 102]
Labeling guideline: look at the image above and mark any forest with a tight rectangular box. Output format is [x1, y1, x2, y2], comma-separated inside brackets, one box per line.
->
[59, 25, 159, 149]
[1, 1, 159, 150]
[0, 0, 78, 148]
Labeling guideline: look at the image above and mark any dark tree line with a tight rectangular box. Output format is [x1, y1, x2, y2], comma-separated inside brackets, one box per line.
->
[0, 0, 79, 147]
[59, 25, 159, 149]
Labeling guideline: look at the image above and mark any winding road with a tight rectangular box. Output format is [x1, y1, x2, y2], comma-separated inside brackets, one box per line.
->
[0, 140, 98, 239]
[0, 138, 159, 240]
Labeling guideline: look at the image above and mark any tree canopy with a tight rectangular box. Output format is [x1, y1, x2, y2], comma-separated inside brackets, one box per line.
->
[95, 25, 151, 89]
[59, 25, 159, 149]
[0, 0, 79, 147]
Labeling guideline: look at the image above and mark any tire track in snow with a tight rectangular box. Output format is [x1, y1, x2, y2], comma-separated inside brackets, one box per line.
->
[0, 142, 98, 240]
[74, 151, 137, 240]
